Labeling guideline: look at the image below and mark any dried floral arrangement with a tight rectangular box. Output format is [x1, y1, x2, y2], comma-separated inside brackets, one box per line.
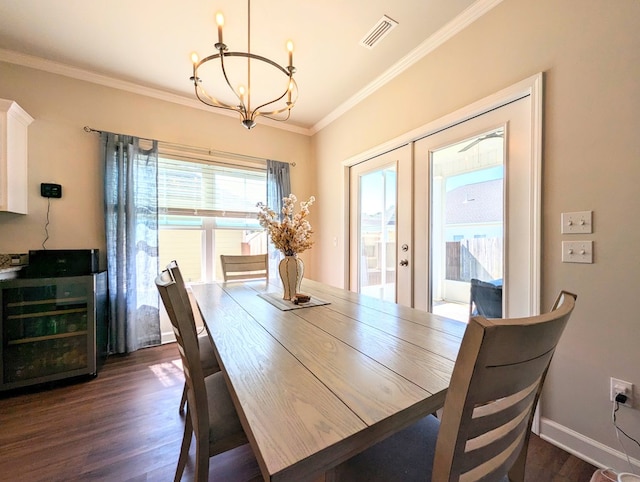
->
[257, 194, 315, 256]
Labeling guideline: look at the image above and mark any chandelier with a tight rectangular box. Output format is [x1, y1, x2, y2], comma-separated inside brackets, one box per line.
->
[190, 0, 298, 130]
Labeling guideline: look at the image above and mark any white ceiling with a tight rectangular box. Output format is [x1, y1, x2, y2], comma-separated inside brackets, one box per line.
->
[0, 0, 493, 133]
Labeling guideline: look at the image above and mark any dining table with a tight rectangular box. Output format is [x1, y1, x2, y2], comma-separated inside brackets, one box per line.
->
[190, 278, 466, 482]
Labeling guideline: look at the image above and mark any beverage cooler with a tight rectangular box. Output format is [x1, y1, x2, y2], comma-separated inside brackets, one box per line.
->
[0, 272, 107, 391]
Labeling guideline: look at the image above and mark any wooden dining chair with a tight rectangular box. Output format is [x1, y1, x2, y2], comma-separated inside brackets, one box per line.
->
[220, 254, 268, 282]
[155, 269, 253, 482]
[166, 260, 221, 413]
[333, 291, 577, 482]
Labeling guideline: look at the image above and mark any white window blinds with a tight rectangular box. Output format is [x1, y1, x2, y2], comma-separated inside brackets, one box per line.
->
[157, 150, 266, 228]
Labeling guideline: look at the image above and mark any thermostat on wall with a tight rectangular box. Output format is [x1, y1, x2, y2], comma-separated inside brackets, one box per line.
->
[41, 183, 62, 198]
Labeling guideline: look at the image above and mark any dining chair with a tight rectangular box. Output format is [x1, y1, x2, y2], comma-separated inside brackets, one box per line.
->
[166, 260, 221, 413]
[469, 278, 503, 318]
[333, 291, 577, 482]
[220, 254, 268, 282]
[155, 269, 253, 482]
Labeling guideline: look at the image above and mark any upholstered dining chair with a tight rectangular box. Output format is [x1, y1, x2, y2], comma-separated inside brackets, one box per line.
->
[166, 260, 221, 413]
[469, 278, 503, 318]
[220, 254, 268, 282]
[155, 269, 253, 482]
[333, 291, 577, 482]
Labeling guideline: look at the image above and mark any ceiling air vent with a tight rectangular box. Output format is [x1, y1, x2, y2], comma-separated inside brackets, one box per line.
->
[359, 15, 399, 49]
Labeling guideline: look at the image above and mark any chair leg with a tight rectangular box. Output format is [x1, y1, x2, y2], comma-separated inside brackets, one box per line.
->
[194, 430, 210, 482]
[179, 382, 187, 413]
[174, 409, 193, 482]
[507, 434, 530, 482]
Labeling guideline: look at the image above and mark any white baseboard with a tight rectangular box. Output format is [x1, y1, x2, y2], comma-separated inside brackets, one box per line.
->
[161, 330, 176, 344]
[539, 417, 640, 474]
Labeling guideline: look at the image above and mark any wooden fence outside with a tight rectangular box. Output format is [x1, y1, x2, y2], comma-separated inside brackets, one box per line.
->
[446, 238, 503, 281]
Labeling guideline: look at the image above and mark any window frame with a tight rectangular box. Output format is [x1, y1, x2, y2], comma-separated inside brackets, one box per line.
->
[157, 146, 267, 283]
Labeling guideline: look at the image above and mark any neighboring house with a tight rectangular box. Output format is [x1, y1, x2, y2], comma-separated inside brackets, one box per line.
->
[445, 179, 503, 241]
[445, 179, 503, 284]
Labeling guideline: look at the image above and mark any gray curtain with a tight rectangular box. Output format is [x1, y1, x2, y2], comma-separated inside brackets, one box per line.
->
[102, 132, 161, 353]
[266, 160, 291, 278]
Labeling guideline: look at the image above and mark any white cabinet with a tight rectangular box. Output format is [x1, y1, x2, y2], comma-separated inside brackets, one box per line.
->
[0, 99, 34, 214]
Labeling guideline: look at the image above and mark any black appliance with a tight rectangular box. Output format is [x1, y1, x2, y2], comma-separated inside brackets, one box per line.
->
[22, 249, 99, 278]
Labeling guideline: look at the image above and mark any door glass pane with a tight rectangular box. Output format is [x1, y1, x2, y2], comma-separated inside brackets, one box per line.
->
[359, 165, 396, 302]
[430, 128, 504, 322]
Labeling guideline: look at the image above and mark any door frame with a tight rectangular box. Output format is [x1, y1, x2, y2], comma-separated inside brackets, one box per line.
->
[343, 72, 543, 316]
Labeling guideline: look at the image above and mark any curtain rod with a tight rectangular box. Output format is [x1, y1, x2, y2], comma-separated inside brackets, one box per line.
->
[83, 126, 296, 167]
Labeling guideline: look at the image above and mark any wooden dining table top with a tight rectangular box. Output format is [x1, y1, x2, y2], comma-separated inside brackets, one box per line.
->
[190, 278, 465, 482]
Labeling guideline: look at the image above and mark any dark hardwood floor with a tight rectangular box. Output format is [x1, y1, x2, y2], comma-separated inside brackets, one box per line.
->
[0, 343, 598, 481]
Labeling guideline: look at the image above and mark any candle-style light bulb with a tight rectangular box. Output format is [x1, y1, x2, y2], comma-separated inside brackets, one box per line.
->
[190, 52, 200, 83]
[286, 40, 294, 69]
[215, 12, 224, 44]
[238, 85, 246, 107]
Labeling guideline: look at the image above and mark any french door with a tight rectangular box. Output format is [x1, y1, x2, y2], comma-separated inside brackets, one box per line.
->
[349, 76, 541, 320]
[414, 96, 535, 319]
[349, 145, 412, 306]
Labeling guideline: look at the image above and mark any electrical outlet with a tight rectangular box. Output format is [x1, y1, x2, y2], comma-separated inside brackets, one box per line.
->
[610, 377, 633, 407]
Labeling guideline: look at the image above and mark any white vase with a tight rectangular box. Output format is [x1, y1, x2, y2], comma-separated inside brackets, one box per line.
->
[278, 255, 304, 300]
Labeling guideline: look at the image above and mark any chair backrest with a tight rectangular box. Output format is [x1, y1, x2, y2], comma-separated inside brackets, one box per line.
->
[220, 254, 268, 282]
[434, 291, 577, 482]
[155, 270, 209, 440]
[469, 278, 503, 318]
[167, 260, 202, 335]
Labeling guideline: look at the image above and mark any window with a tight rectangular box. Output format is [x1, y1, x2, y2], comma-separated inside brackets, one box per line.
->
[157, 154, 267, 283]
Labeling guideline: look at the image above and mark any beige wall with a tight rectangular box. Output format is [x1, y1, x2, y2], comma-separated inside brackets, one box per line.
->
[311, 0, 640, 471]
[0, 62, 313, 269]
[1, 0, 639, 471]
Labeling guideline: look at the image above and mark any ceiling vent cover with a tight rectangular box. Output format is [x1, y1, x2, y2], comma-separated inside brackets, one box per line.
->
[359, 15, 399, 49]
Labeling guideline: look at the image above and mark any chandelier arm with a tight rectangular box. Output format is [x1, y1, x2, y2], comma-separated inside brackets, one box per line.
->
[193, 53, 242, 111]
[251, 90, 290, 116]
[251, 79, 298, 118]
[254, 77, 297, 109]
[262, 110, 292, 122]
[194, 85, 241, 112]
[254, 103, 294, 119]
[217, 51, 246, 113]
[216, 52, 291, 76]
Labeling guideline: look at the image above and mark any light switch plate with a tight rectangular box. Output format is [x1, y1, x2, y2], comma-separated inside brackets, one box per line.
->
[562, 240, 593, 263]
[561, 211, 592, 234]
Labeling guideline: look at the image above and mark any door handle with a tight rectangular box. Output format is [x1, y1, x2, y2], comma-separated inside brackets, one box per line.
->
[399, 259, 409, 267]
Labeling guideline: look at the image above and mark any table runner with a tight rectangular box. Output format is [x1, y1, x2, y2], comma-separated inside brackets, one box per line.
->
[258, 291, 330, 311]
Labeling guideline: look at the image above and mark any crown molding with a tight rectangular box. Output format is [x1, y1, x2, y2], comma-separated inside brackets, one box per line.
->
[310, 0, 504, 134]
[0, 48, 311, 136]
